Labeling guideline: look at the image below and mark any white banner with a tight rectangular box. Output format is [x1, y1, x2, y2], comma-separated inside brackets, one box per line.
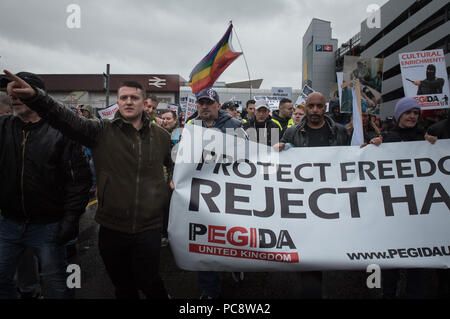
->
[254, 96, 280, 112]
[271, 87, 292, 100]
[399, 49, 450, 110]
[169, 125, 450, 272]
[98, 103, 119, 119]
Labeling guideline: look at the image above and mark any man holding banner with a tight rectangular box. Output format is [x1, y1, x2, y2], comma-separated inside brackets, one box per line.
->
[186, 88, 245, 299]
[273, 92, 349, 298]
[275, 92, 349, 151]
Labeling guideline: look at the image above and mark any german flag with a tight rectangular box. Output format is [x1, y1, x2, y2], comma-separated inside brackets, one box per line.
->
[189, 24, 242, 94]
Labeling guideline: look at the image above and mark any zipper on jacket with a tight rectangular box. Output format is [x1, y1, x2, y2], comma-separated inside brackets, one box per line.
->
[68, 159, 74, 180]
[21, 130, 30, 222]
[133, 133, 142, 233]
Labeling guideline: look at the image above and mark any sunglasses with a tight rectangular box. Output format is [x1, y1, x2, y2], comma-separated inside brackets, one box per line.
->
[197, 99, 215, 106]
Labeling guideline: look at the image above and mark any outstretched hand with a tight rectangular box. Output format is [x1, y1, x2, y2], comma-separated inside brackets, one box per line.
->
[3, 69, 37, 100]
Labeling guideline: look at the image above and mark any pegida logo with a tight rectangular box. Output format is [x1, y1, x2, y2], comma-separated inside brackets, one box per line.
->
[188, 223, 299, 263]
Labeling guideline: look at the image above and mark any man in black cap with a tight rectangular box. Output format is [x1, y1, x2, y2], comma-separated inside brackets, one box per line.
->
[414, 64, 445, 95]
[0, 71, 92, 299]
[221, 101, 239, 119]
[186, 88, 245, 298]
[187, 88, 244, 134]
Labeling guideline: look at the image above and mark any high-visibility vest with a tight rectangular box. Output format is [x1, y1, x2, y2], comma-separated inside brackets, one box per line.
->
[270, 119, 283, 131]
[271, 118, 294, 131]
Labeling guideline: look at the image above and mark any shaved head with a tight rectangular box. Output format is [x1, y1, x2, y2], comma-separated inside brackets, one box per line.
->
[305, 92, 327, 128]
[306, 92, 326, 106]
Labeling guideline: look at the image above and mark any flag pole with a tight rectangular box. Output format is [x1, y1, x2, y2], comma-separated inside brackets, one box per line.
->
[231, 21, 253, 101]
[355, 79, 363, 125]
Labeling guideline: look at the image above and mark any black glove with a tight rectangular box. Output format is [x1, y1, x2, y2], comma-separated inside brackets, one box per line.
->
[54, 214, 80, 245]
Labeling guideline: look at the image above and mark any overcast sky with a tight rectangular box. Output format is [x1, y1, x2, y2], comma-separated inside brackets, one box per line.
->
[0, 0, 389, 89]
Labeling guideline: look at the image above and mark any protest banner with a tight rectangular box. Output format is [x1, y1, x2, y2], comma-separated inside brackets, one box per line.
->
[168, 103, 179, 115]
[301, 84, 315, 97]
[271, 87, 292, 100]
[254, 96, 281, 112]
[342, 56, 383, 115]
[294, 84, 315, 106]
[181, 95, 197, 123]
[399, 49, 449, 110]
[169, 124, 450, 272]
[98, 103, 119, 119]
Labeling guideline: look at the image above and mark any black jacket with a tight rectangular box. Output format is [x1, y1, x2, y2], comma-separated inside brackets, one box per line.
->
[19, 89, 174, 234]
[280, 115, 350, 147]
[0, 115, 92, 224]
[382, 125, 425, 143]
[427, 119, 450, 140]
[271, 110, 295, 134]
[243, 115, 282, 146]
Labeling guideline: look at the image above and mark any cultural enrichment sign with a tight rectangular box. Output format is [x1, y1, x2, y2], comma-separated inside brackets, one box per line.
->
[399, 49, 450, 110]
[168, 125, 450, 272]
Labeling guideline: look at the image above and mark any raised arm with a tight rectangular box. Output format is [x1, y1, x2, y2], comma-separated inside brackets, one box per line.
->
[4, 69, 103, 147]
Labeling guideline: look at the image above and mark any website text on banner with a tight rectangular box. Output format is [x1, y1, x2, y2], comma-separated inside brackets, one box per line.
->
[168, 125, 450, 272]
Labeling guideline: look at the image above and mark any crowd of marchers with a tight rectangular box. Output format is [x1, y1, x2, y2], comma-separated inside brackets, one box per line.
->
[0, 70, 448, 300]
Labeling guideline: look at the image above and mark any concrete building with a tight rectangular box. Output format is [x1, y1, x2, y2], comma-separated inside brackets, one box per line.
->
[302, 19, 339, 99]
[336, 0, 450, 118]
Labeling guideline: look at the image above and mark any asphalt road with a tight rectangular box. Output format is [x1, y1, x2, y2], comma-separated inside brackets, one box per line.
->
[70, 203, 441, 299]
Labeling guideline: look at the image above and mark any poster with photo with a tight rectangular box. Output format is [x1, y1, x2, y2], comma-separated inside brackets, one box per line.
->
[399, 49, 449, 110]
[342, 56, 384, 115]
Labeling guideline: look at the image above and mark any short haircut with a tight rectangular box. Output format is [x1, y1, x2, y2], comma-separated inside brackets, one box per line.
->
[295, 104, 306, 112]
[147, 95, 158, 102]
[279, 98, 292, 108]
[246, 99, 256, 107]
[119, 81, 146, 99]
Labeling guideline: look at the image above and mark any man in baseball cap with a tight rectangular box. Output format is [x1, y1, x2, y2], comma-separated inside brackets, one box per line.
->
[243, 100, 282, 146]
[0, 72, 45, 120]
[187, 87, 245, 298]
[196, 87, 220, 103]
[0, 70, 91, 299]
[221, 101, 239, 119]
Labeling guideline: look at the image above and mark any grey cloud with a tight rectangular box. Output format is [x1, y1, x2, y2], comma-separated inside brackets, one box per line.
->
[0, 0, 389, 88]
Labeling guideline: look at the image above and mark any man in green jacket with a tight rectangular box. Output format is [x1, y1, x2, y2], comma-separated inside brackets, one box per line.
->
[3, 70, 173, 299]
